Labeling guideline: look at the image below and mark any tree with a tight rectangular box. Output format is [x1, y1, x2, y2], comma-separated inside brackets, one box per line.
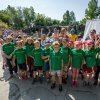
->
[61, 10, 76, 26]
[70, 11, 76, 24]
[85, 0, 98, 19]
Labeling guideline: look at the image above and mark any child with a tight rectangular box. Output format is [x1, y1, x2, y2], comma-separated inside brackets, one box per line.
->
[71, 41, 84, 87]
[61, 38, 71, 84]
[31, 40, 43, 84]
[49, 41, 63, 92]
[42, 41, 51, 83]
[94, 44, 100, 85]
[25, 37, 34, 77]
[13, 40, 27, 80]
[2, 36, 15, 78]
[83, 39, 97, 85]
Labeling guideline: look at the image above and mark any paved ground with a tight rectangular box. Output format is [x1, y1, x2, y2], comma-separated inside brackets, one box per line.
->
[0, 46, 100, 100]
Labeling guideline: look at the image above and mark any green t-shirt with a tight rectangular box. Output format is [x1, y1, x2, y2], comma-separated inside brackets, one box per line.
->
[2, 42, 15, 55]
[14, 47, 26, 64]
[31, 48, 43, 66]
[49, 51, 63, 70]
[71, 49, 85, 68]
[25, 43, 34, 56]
[96, 47, 100, 66]
[84, 48, 96, 67]
[42, 47, 51, 63]
[61, 46, 70, 65]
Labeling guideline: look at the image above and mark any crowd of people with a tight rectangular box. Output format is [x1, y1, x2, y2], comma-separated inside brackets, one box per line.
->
[0, 27, 100, 92]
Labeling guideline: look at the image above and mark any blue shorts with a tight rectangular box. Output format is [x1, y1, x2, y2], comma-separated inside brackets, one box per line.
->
[44, 62, 50, 71]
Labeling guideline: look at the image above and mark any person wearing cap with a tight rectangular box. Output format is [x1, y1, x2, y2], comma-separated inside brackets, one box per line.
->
[42, 41, 51, 83]
[25, 37, 34, 77]
[13, 40, 28, 80]
[70, 41, 85, 87]
[68, 28, 77, 42]
[61, 38, 71, 84]
[68, 40, 74, 49]
[83, 39, 97, 85]
[2, 36, 16, 78]
[49, 41, 63, 92]
[31, 40, 43, 84]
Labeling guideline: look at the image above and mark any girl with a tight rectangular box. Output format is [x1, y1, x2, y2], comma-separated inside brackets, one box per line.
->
[13, 40, 27, 80]
[71, 41, 84, 87]
[25, 37, 34, 77]
[83, 39, 97, 85]
[49, 41, 63, 92]
[31, 40, 43, 84]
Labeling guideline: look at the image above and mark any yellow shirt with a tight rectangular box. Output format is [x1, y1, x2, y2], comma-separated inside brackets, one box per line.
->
[68, 34, 77, 42]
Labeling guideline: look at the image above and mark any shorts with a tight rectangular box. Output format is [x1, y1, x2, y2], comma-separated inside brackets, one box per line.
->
[83, 65, 97, 74]
[44, 62, 50, 71]
[18, 63, 27, 70]
[51, 70, 61, 76]
[34, 66, 43, 71]
[27, 56, 34, 67]
[72, 68, 80, 76]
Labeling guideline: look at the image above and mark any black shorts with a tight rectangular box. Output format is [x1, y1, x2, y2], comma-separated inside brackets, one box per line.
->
[34, 66, 43, 71]
[18, 63, 27, 70]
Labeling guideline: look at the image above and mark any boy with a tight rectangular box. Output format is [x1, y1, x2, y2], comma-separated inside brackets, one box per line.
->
[42, 41, 51, 83]
[61, 38, 71, 84]
[13, 40, 27, 80]
[2, 36, 15, 78]
[49, 41, 63, 92]
[31, 40, 43, 84]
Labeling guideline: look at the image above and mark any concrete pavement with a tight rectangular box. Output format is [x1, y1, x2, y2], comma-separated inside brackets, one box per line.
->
[0, 47, 100, 100]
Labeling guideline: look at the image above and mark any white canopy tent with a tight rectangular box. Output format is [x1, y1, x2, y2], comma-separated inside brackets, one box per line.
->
[83, 19, 100, 41]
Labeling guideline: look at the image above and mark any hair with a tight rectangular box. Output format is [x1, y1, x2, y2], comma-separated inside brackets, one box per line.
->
[26, 37, 34, 44]
[52, 41, 60, 46]
[34, 40, 39, 44]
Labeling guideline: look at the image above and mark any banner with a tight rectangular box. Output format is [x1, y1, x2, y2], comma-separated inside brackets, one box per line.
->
[83, 19, 100, 41]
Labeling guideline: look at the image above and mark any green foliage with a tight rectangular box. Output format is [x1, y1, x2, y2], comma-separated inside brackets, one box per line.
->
[85, 0, 98, 19]
[0, 20, 8, 29]
[61, 10, 76, 26]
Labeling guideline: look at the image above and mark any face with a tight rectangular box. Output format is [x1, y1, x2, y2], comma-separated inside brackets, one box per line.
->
[45, 44, 50, 49]
[27, 39, 33, 44]
[90, 32, 95, 39]
[62, 40, 68, 47]
[75, 44, 80, 50]
[34, 42, 40, 48]
[87, 43, 93, 50]
[68, 42, 74, 48]
[6, 38, 10, 43]
[54, 28, 57, 34]
[17, 42, 22, 48]
[53, 45, 60, 52]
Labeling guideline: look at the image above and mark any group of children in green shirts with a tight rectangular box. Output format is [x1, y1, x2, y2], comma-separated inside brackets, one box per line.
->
[1, 35, 100, 92]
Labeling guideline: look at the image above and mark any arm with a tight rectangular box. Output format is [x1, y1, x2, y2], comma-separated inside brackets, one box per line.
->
[12, 55, 16, 67]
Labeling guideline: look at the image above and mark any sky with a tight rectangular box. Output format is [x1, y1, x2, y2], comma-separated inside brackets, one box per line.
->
[0, 0, 100, 21]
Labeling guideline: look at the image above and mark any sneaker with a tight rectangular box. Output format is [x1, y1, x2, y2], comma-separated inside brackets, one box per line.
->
[74, 81, 78, 87]
[71, 81, 75, 87]
[47, 78, 50, 84]
[32, 78, 36, 84]
[51, 83, 56, 89]
[59, 84, 63, 92]
[93, 81, 98, 85]
[39, 77, 43, 84]
[63, 77, 67, 84]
